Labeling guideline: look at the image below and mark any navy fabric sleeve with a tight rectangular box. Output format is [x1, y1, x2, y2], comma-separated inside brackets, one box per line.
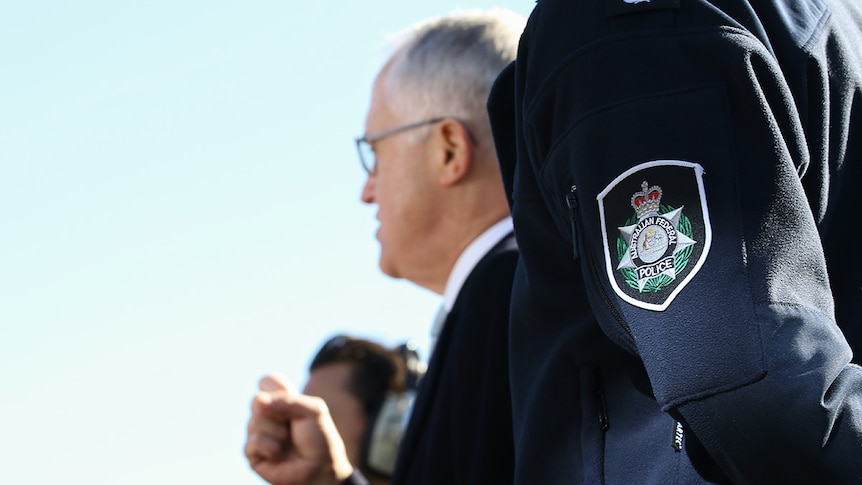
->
[502, 0, 862, 482]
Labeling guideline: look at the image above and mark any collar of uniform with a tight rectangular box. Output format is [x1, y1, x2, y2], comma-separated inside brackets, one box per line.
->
[441, 216, 514, 312]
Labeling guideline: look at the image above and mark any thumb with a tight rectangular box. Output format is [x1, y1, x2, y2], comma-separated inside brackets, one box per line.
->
[258, 373, 296, 393]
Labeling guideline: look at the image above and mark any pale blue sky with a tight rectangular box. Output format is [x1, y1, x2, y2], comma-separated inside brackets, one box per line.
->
[0, 1, 534, 484]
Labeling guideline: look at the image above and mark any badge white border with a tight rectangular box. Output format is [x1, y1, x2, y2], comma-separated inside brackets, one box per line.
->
[597, 160, 712, 312]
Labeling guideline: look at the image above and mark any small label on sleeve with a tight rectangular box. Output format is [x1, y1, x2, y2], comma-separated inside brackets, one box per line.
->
[672, 420, 684, 452]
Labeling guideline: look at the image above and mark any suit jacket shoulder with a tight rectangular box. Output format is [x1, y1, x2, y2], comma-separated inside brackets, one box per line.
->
[392, 236, 517, 484]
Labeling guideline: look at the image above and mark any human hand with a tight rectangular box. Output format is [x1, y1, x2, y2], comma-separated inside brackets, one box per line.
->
[244, 373, 354, 485]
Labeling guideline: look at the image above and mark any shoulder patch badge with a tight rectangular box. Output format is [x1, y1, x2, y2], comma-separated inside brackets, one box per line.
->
[597, 160, 711, 311]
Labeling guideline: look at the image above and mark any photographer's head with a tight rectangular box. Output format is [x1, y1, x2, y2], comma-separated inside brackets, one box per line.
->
[304, 335, 413, 484]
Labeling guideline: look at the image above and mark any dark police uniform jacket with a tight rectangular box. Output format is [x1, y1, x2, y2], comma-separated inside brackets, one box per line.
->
[488, 0, 862, 483]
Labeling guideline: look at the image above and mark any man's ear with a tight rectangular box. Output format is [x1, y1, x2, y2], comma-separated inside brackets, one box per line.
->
[431, 118, 474, 186]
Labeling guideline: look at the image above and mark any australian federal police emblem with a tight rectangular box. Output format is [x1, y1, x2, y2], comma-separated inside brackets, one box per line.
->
[598, 160, 712, 311]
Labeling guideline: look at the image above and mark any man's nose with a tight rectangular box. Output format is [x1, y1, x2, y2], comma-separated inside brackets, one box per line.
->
[360, 174, 376, 204]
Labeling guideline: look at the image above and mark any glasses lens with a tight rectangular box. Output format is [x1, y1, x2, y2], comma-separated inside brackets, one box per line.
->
[357, 139, 376, 174]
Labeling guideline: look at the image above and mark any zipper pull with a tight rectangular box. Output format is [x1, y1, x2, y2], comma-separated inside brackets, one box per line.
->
[597, 385, 609, 432]
[565, 185, 579, 261]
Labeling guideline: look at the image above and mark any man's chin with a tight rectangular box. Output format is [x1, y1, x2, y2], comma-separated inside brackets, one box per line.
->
[378, 256, 401, 280]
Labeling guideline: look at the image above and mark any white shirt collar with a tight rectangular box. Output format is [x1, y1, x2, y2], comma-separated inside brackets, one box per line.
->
[441, 216, 514, 312]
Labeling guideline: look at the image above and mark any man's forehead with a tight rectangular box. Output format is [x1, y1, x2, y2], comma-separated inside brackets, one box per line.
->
[365, 83, 399, 130]
[366, 62, 407, 124]
[304, 361, 355, 392]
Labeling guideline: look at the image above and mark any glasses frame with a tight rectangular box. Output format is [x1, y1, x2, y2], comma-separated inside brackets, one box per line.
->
[355, 117, 446, 175]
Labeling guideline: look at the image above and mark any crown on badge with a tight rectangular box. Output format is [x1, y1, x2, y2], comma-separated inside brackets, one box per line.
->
[631, 181, 662, 219]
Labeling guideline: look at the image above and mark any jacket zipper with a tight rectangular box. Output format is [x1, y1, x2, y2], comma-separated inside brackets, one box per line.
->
[565, 185, 634, 342]
[565, 185, 579, 261]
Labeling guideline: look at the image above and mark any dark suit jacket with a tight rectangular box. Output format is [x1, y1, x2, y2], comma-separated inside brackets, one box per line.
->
[391, 233, 518, 484]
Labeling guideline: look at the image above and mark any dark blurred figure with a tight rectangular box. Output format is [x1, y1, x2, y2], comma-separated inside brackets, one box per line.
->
[303, 336, 421, 485]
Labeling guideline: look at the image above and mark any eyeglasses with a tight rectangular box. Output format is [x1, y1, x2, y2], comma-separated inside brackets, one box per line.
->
[354, 117, 445, 175]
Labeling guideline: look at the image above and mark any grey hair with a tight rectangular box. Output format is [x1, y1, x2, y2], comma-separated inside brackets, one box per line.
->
[380, 8, 526, 144]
